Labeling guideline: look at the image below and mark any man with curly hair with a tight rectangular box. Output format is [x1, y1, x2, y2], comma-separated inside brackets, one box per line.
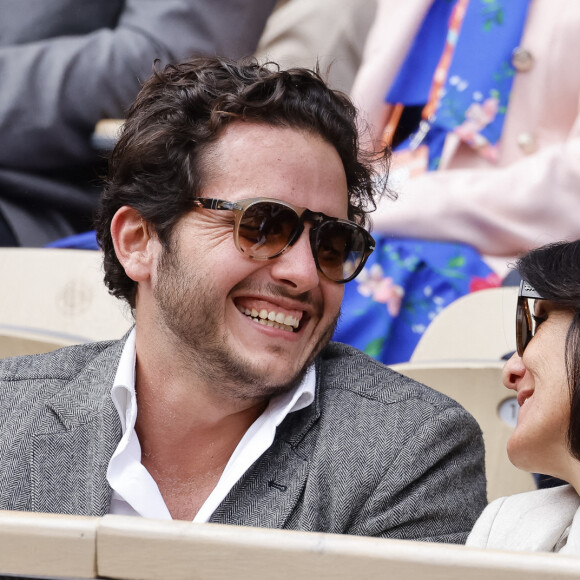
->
[0, 57, 486, 542]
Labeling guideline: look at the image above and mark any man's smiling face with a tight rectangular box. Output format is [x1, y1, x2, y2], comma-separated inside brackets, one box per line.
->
[149, 121, 349, 401]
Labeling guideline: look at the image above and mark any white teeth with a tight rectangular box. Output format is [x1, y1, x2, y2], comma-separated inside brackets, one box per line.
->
[284, 315, 299, 328]
[237, 305, 301, 332]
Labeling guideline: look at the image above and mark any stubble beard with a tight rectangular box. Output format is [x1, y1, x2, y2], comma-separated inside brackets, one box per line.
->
[153, 245, 338, 403]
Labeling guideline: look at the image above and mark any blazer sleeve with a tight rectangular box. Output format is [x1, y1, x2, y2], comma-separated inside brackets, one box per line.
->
[350, 404, 488, 543]
[0, 0, 276, 171]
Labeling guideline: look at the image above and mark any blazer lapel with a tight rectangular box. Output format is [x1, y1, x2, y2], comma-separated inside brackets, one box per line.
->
[209, 435, 311, 528]
[210, 365, 322, 529]
[31, 341, 124, 516]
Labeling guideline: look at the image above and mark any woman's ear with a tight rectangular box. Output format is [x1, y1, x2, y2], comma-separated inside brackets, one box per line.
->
[111, 206, 156, 282]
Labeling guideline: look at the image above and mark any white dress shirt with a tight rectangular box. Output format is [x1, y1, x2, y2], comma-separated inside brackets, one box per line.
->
[106, 328, 315, 522]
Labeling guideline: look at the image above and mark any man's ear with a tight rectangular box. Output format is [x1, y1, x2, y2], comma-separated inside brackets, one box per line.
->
[111, 206, 157, 282]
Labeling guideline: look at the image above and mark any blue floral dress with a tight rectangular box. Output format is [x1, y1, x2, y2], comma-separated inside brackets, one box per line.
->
[333, 237, 499, 365]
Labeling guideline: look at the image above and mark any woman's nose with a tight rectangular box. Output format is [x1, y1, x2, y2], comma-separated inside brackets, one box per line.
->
[502, 351, 526, 391]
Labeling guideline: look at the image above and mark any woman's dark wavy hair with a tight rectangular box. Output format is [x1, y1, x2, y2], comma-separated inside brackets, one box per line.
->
[516, 240, 580, 460]
[95, 56, 391, 309]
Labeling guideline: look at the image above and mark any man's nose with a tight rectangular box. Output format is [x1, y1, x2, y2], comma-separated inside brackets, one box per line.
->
[502, 351, 526, 391]
[269, 228, 320, 291]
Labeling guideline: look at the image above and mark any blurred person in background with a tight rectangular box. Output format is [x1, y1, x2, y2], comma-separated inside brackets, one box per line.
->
[255, 0, 377, 93]
[0, 0, 276, 247]
[467, 240, 580, 553]
[334, 0, 580, 364]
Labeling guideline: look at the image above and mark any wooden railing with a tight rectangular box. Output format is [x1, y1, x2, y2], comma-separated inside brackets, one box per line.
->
[0, 511, 578, 579]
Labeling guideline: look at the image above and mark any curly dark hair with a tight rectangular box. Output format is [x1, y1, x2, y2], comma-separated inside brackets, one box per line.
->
[516, 240, 580, 461]
[95, 56, 390, 308]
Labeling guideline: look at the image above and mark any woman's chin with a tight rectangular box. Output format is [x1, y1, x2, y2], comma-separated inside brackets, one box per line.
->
[506, 433, 536, 473]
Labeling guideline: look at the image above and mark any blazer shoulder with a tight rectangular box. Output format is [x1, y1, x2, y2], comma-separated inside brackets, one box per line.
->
[468, 485, 580, 551]
[0, 340, 120, 383]
[318, 342, 462, 411]
[491, 485, 580, 518]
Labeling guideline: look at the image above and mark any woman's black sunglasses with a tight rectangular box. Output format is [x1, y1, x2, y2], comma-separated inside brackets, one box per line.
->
[192, 197, 375, 283]
[516, 279, 544, 356]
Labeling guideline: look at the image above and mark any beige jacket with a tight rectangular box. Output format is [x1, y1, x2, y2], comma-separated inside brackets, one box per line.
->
[467, 485, 580, 554]
[352, 0, 580, 274]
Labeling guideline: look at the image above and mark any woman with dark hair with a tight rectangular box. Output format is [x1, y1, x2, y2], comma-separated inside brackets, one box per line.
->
[466, 240, 580, 553]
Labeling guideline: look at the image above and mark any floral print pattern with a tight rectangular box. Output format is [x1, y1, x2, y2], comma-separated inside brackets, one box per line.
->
[333, 236, 500, 365]
[356, 265, 405, 317]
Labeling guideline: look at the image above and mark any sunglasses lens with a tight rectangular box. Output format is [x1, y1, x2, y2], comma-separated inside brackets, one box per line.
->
[237, 201, 300, 258]
[233, 199, 371, 283]
[516, 297, 533, 356]
[314, 221, 368, 282]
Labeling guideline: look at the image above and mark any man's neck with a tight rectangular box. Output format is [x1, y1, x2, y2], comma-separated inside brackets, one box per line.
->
[132, 333, 268, 521]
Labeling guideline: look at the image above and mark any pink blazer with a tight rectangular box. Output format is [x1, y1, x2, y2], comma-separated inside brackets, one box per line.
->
[351, 0, 580, 274]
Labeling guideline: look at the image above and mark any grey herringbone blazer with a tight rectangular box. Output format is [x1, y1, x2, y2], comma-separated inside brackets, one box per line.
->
[0, 339, 486, 543]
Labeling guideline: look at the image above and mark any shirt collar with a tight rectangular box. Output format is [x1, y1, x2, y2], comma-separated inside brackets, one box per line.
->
[110, 327, 315, 434]
[108, 327, 316, 521]
[110, 327, 137, 435]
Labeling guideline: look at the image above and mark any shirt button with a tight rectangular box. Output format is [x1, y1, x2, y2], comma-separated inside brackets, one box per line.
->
[511, 47, 534, 72]
[517, 132, 538, 155]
